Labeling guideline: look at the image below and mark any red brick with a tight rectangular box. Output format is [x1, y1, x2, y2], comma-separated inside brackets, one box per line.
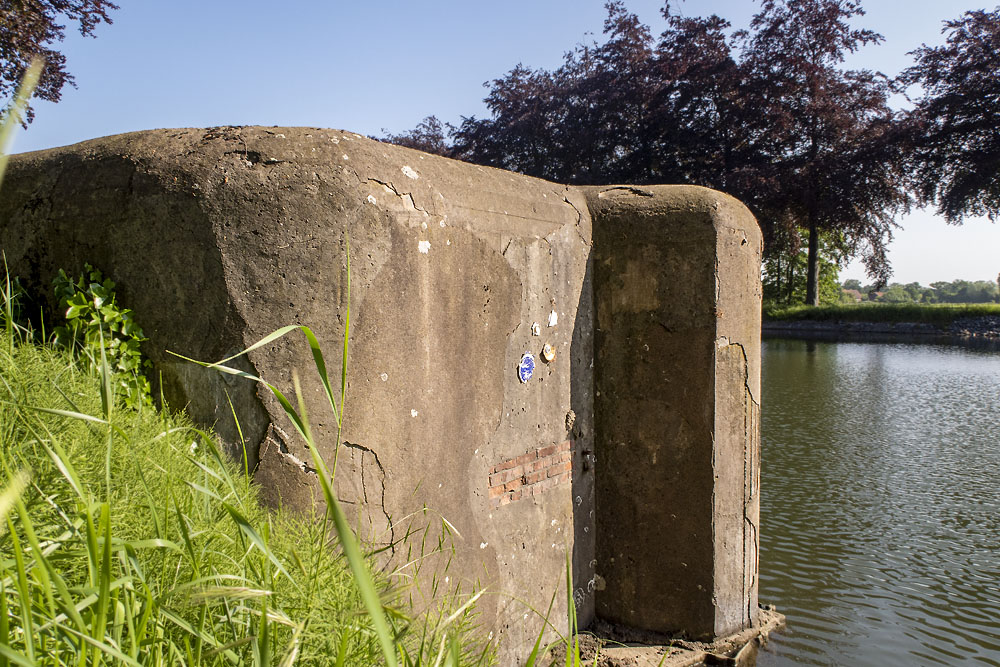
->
[495, 458, 518, 472]
[529, 458, 549, 472]
[546, 461, 572, 477]
[537, 444, 558, 459]
[503, 479, 522, 493]
[556, 440, 572, 452]
[525, 469, 547, 485]
[488, 486, 504, 499]
[499, 466, 524, 485]
[513, 450, 538, 466]
[510, 489, 522, 502]
[555, 471, 571, 485]
[554, 450, 572, 464]
[488, 467, 524, 487]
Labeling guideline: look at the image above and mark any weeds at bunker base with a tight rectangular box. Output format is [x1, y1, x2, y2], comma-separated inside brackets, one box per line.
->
[0, 273, 495, 664]
[0, 125, 765, 661]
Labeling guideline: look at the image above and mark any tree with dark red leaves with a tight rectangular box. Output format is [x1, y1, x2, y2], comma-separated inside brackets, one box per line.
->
[385, 1, 912, 297]
[739, 0, 911, 302]
[0, 0, 118, 122]
[902, 7, 1000, 225]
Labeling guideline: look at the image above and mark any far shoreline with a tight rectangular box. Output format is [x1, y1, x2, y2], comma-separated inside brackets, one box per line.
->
[762, 316, 1000, 348]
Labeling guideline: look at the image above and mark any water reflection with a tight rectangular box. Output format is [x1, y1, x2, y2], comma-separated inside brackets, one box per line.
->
[758, 339, 1000, 666]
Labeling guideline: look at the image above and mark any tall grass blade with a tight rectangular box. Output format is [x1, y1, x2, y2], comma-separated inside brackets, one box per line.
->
[524, 587, 559, 667]
[221, 502, 295, 586]
[0, 644, 34, 667]
[0, 57, 42, 188]
[95, 503, 114, 650]
[0, 580, 8, 667]
[6, 517, 35, 664]
[0, 470, 29, 536]
[224, 389, 250, 481]
[291, 375, 397, 667]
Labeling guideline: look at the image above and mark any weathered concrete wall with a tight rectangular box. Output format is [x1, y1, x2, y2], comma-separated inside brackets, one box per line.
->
[586, 185, 761, 640]
[0, 127, 761, 659]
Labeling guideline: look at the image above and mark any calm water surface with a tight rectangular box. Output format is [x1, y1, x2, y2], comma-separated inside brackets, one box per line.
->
[757, 339, 1000, 666]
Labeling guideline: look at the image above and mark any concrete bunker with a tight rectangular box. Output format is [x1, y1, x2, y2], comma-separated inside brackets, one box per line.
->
[0, 126, 763, 663]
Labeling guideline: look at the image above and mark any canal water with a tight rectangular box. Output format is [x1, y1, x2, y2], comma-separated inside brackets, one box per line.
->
[757, 338, 1000, 666]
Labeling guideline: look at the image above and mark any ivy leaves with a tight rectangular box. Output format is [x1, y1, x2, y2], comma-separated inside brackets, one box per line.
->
[52, 264, 152, 409]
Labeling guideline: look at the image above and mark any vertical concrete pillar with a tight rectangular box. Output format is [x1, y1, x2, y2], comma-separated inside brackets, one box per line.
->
[585, 185, 762, 640]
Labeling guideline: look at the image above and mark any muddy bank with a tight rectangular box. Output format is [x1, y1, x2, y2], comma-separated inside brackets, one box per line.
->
[573, 607, 785, 666]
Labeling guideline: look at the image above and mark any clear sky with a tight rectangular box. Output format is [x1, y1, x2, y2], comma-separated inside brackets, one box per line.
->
[9, 0, 999, 286]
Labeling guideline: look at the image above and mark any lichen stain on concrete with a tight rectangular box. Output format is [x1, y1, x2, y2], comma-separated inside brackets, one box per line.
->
[614, 258, 660, 313]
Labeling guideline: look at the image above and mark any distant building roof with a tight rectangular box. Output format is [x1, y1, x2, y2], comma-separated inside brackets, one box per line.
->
[842, 288, 863, 301]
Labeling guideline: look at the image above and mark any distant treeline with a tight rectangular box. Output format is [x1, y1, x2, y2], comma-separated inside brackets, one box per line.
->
[843, 279, 999, 304]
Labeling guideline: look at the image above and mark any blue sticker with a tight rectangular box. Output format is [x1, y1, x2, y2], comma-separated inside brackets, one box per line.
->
[518, 352, 535, 383]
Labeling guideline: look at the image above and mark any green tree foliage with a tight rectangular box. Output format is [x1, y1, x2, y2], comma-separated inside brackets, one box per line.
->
[847, 278, 999, 303]
[842, 278, 863, 291]
[763, 235, 846, 306]
[902, 7, 1000, 223]
[737, 0, 910, 303]
[0, 0, 118, 123]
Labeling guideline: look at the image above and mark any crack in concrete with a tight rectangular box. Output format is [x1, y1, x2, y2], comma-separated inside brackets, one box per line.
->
[342, 440, 395, 551]
[598, 185, 655, 197]
[717, 335, 761, 626]
[716, 336, 757, 406]
[270, 424, 318, 475]
[223, 149, 285, 167]
[560, 191, 591, 247]
[366, 178, 428, 215]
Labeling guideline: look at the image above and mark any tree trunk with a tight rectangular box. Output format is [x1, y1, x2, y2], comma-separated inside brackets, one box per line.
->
[805, 216, 820, 306]
[785, 259, 795, 304]
[775, 255, 782, 300]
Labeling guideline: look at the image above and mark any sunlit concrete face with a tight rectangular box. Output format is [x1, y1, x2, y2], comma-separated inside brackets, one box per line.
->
[0, 129, 761, 658]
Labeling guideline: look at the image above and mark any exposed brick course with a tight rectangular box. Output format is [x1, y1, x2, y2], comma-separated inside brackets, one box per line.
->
[489, 440, 574, 507]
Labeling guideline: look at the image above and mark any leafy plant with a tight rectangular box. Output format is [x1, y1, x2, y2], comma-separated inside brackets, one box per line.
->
[52, 263, 152, 409]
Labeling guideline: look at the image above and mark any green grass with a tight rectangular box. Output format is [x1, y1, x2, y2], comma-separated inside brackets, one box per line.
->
[763, 302, 1000, 325]
[0, 332, 379, 664]
[0, 323, 491, 665]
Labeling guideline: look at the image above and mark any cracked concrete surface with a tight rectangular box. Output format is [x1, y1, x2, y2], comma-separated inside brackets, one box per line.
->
[584, 184, 762, 640]
[0, 129, 761, 664]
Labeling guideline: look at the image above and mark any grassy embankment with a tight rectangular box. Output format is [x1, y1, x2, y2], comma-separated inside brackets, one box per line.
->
[764, 302, 1000, 325]
[0, 313, 495, 665]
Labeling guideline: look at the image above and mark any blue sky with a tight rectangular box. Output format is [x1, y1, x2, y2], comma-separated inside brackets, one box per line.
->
[10, 0, 999, 285]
